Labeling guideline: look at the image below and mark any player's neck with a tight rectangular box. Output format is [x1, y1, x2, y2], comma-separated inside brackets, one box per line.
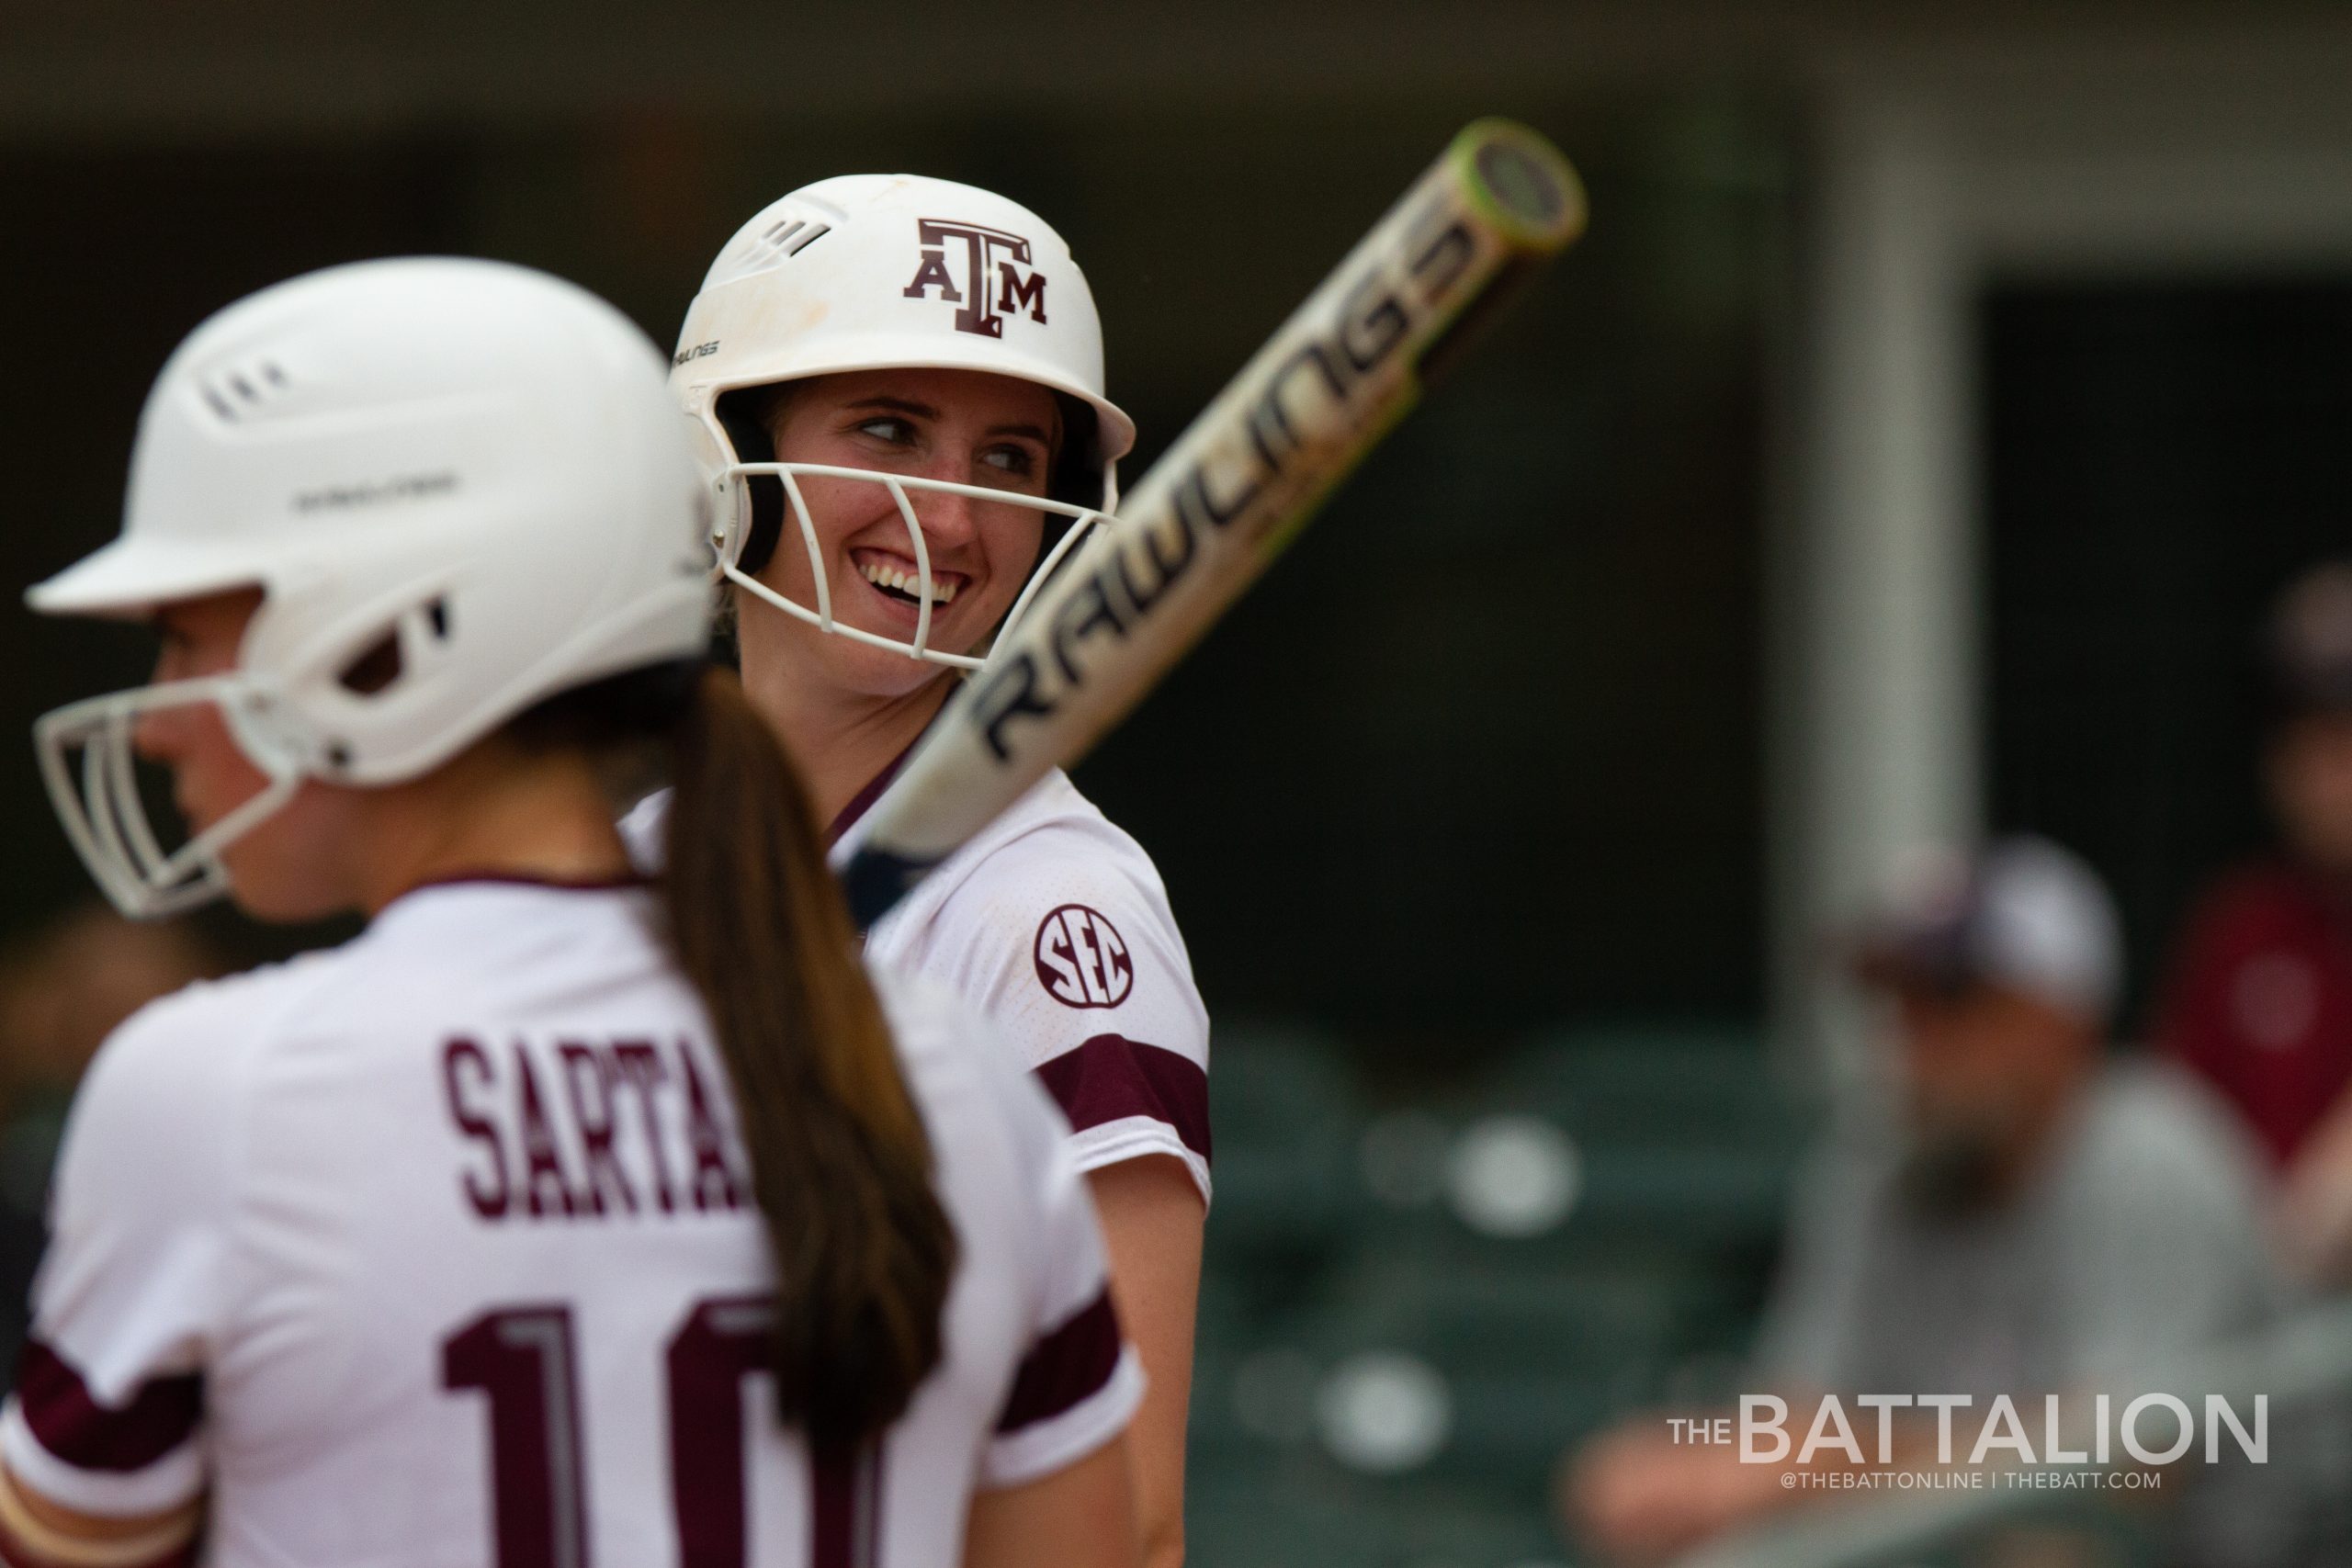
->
[745, 662, 956, 832]
[353, 743, 634, 917]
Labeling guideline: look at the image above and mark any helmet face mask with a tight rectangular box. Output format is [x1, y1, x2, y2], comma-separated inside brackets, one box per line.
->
[676, 175, 1133, 673]
[28, 258, 712, 919]
[718, 460, 1108, 673]
[34, 671, 303, 918]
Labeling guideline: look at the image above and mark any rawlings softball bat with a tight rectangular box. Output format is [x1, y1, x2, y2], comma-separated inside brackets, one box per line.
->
[832, 118, 1587, 929]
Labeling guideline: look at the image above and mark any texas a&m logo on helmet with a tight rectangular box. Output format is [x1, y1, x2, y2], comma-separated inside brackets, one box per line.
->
[902, 219, 1048, 339]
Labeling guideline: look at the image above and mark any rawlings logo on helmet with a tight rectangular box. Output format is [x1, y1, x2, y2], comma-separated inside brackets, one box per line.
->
[900, 219, 1048, 338]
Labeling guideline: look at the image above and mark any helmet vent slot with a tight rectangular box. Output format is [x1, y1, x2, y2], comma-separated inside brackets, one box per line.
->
[339, 597, 449, 696]
[198, 360, 292, 424]
[743, 218, 832, 271]
[338, 633, 403, 696]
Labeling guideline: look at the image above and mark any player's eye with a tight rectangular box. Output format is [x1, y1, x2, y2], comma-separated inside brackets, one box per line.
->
[979, 444, 1042, 482]
[853, 415, 917, 446]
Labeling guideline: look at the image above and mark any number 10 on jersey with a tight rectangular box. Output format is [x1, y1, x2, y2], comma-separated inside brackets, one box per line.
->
[442, 1298, 875, 1568]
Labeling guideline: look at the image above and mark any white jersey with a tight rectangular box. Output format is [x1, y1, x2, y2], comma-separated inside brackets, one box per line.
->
[0, 878, 1140, 1567]
[625, 765, 1211, 1203]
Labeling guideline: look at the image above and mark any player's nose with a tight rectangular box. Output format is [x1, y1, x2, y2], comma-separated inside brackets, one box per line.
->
[131, 702, 189, 765]
[908, 467, 982, 553]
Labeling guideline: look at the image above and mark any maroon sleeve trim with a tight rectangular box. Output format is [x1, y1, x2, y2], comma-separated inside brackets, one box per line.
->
[1032, 1035, 1211, 1165]
[14, 1340, 202, 1472]
[0, 1525, 195, 1568]
[995, 1289, 1123, 1435]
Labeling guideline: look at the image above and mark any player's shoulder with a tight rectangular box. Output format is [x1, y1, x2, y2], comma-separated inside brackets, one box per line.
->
[929, 770, 1175, 919]
[76, 897, 482, 1113]
[91, 948, 345, 1085]
[59, 949, 346, 1198]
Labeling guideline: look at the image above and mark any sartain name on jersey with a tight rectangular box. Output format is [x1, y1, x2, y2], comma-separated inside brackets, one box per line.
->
[440, 1034, 748, 1221]
[901, 218, 1048, 339]
[1034, 903, 1135, 1009]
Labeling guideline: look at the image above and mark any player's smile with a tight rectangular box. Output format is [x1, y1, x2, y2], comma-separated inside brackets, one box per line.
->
[851, 543, 968, 615]
[853, 547, 964, 609]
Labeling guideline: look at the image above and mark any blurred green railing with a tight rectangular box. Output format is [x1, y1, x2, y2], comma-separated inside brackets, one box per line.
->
[1189, 1020, 1805, 1568]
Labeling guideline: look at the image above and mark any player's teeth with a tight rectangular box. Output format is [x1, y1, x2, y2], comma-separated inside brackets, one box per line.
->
[860, 560, 958, 604]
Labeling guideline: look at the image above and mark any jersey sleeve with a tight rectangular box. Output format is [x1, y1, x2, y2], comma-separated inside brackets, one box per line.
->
[0, 994, 243, 1517]
[913, 834, 1212, 1203]
[978, 1044, 1147, 1489]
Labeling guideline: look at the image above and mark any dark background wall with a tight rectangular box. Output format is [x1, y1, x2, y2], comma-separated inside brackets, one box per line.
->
[1984, 279, 2352, 1031]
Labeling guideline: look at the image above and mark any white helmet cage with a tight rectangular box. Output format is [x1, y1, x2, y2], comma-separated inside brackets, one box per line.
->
[27, 257, 712, 918]
[673, 175, 1136, 671]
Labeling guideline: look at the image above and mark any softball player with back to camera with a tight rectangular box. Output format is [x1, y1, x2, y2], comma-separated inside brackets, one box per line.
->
[5, 258, 1143, 1568]
[636, 175, 1208, 1568]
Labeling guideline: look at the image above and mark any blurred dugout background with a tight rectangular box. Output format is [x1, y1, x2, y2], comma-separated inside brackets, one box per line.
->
[6, 3, 2352, 1564]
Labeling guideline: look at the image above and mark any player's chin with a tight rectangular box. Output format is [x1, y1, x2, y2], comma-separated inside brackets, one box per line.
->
[214, 810, 356, 923]
[820, 614, 981, 694]
[220, 860, 347, 925]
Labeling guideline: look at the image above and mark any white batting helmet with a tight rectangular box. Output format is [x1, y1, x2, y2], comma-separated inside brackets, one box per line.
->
[673, 174, 1136, 670]
[28, 256, 711, 917]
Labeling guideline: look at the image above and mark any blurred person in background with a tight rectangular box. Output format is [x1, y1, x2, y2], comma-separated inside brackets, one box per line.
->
[2158, 561, 2352, 1288]
[0, 904, 217, 1364]
[1565, 837, 2281, 1565]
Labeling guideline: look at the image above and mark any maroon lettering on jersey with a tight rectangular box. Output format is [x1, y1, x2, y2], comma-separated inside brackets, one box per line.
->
[514, 1051, 580, 1219]
[809, 1438, 883, 1568]
[612, 1041, 679, 1213]
[443, 1037, 512, 1219]
[1032, 905, 1135, 1009]
[680, 1046, 747, 1213]
[667, 1295, 772, 1567]
[560, 1043, 637, 1216]
[441, 1037, 748, 1224]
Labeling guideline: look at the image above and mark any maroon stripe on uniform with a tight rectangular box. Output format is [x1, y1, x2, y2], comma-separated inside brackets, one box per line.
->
[0, 1523, 197, 1568]
[995, 1289, 1122, 1435]
[1033, 1036, 1211, 1165]
[14, 1340, 201, 1472]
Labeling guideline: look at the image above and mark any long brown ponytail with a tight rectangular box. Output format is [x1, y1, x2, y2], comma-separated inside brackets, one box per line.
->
[657, 666, 956, 1445]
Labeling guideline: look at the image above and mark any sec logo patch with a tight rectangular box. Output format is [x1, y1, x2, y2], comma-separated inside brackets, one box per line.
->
[1034, 904, 1134, 1009]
